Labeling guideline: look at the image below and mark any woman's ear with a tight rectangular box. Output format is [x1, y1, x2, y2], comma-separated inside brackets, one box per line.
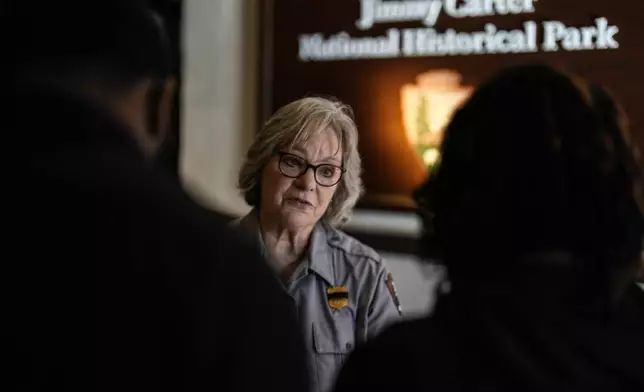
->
[151, 76, 177, 145]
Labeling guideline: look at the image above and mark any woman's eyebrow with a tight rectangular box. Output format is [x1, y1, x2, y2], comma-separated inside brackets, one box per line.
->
[320, 156, 342, 165]
[287, 146, 342, 165]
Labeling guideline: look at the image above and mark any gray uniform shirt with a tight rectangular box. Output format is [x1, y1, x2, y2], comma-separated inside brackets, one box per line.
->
[235, 211, 402, 392]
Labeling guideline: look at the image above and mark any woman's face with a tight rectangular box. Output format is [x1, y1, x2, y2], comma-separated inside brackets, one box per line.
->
[259, 127, 343, 231]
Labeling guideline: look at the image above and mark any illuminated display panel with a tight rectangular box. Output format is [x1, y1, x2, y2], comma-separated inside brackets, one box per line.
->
[260, 0, 643, 210]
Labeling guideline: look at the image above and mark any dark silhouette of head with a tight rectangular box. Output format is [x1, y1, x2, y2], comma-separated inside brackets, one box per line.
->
[7, 0, 176, 157]
[415, 64, 643, 290]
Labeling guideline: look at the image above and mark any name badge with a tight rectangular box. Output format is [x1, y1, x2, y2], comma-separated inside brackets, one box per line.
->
[327, 286, 349, 309]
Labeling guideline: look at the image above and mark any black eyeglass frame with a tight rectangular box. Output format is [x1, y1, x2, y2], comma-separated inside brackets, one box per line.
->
[277, 151, 346, 187]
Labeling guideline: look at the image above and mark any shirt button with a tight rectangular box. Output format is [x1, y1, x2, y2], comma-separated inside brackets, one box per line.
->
[346, 342, 352, 350]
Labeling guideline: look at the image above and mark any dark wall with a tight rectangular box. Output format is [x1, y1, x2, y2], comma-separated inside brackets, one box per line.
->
[260, 0, 644, 211]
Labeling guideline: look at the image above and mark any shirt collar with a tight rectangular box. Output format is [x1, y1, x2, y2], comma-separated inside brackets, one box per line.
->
[307, 223, 335, 285]
[238, 209, 335, 285]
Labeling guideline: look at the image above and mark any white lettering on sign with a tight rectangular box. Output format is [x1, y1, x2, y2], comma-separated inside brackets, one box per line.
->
[542, 17, 619, 52]
[298, 1, 620, 62]
[444, 0, 536, 18]
[402, 21, 537, 56]
[356, 0, 442, 30]
[299, 29, 401, 61]
[356, 0, 537, 30]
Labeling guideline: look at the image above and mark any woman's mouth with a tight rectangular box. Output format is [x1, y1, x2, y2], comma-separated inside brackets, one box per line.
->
[286, 197, 313, 207]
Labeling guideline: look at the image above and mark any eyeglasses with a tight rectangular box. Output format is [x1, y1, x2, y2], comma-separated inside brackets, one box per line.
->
[277, 152, 345, 187]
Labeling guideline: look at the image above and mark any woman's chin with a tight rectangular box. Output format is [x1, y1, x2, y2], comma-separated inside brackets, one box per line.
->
[281, 210, 317, 230]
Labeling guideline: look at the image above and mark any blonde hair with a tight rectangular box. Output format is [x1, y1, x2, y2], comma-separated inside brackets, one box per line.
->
[238, 97, 363, 226]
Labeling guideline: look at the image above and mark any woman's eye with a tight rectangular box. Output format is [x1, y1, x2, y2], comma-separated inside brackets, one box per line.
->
[320, 166, 335, 177]
[284, 157, 302, 167]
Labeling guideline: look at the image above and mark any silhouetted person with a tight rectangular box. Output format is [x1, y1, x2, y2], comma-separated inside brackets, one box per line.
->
[5, 1, 309, 391]
[334, 64, 644, 391]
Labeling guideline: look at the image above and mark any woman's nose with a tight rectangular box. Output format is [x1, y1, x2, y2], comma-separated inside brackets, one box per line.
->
[295, 167, 316, 190]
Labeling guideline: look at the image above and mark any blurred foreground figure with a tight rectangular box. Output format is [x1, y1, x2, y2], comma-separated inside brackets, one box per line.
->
[5, 1, 308, 391]
[334, 64, 644, 391]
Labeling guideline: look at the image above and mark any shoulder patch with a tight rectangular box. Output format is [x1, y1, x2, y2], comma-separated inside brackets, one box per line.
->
[386, 272, 403, 316]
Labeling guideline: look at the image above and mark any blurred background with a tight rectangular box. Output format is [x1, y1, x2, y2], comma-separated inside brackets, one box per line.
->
[152, 0, 642, 316]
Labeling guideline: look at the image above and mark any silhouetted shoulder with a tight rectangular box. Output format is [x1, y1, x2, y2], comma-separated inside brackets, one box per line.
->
[334, 313, 478, 392]
[333, 317, 437, 392]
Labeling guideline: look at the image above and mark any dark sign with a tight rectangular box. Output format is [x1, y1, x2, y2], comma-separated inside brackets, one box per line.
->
[260, 0, 643, 210]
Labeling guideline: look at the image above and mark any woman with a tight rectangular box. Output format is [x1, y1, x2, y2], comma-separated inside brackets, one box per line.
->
[334, 64, 644, 391]
[236, 97, 402, 392]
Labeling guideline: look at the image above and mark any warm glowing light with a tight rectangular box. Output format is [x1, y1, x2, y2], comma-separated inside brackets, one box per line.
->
[423, 148, 440, 166]
[401, 70, 473, 168]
